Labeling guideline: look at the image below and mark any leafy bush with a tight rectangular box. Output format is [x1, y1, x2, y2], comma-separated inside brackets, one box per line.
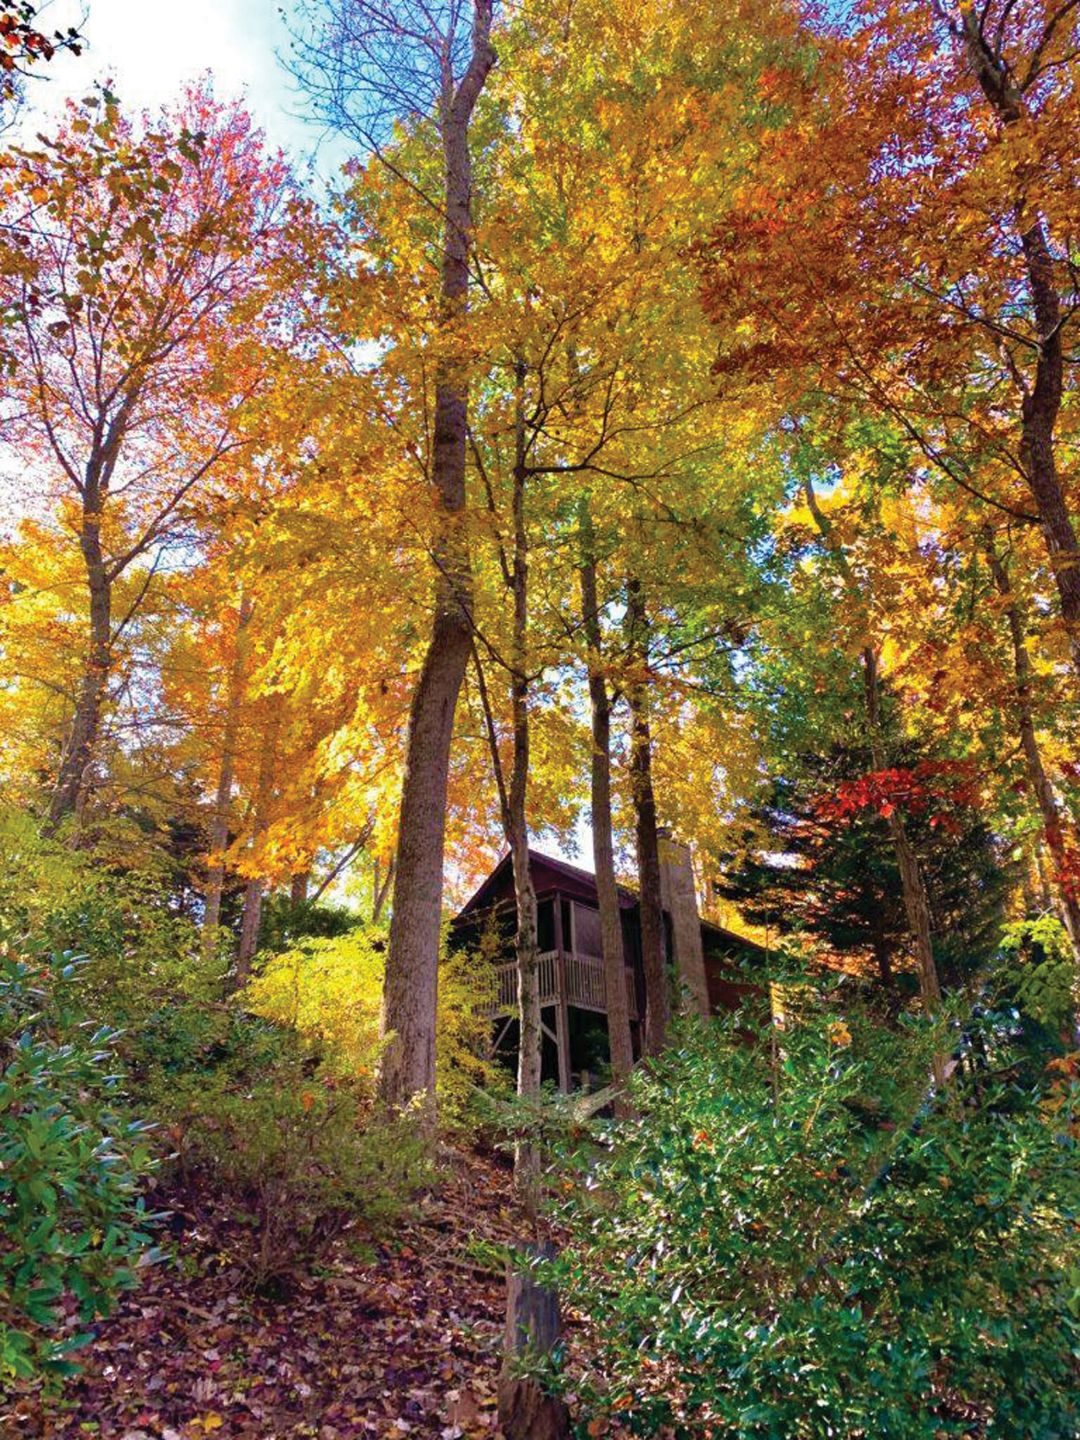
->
[256, 892, 361, 953]
[132, 969, 432, 1293]
[155, 1062, 431, 1292]
[547, 983, 1080, 1438]
[130, 999, 294, 1090]
[0, 943, 158, 1388]
[244, 923, 502, 1123]
[1000, 914, 1078, 1036]
[0, 808, 209, 1025]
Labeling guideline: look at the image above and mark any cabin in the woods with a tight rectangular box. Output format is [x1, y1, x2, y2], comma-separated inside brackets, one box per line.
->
[451, 843, 768, 1091]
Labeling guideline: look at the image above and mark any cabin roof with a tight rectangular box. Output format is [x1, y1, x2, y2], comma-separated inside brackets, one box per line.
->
[455, 847, 767, 958]
[457, 848, 638, 917]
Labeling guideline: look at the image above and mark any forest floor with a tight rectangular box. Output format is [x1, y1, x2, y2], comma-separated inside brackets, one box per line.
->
[7, 1146, 524, 1440]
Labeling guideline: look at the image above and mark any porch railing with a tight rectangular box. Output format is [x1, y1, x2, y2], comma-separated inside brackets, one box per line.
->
[485, 949, 638, 1021]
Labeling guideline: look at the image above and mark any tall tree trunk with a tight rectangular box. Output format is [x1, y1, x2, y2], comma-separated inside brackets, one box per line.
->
[378, 3, 496, 1113]
[862, 646, 942, 1010]
[498, 1241, 571, 1440]
[625, 577, 668, 1054]
[236, 876, 265, 988]
[290, 871, 310, 906]
[48, 500, 111, 830]
[579, 503, 634, 1098]
[960, 15, 1080, 680]
[658, 833, 711, 1017]
[509, 358, 542, 1118]
[870, 902, 895, 991]
[473, 376, 546, 1188]
[202, 593, 253, 964]
[372, 854, 395, 924]
[474, 356, 542, 1186]
[985, 536, 1080, 958]
[235, 703, 281, 988]
[802, 474, 942, 1009]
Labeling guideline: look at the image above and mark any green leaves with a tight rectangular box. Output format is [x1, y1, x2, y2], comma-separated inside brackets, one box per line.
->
[1000, 915, 1078, 1033]
[550, 994, 1080, 1437]
[0, 941, 156, 1387]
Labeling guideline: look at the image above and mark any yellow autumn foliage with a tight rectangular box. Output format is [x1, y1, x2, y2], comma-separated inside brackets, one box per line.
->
[243, 927, 503, 1123]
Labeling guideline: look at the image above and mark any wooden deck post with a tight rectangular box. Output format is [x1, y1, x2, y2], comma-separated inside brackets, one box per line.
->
[552, 894, 572, 1093]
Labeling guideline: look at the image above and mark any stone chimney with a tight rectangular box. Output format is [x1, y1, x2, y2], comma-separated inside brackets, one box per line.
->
[657, 831, 710, 1017]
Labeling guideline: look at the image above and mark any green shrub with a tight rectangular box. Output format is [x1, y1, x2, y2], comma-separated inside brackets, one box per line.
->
[0, 943, 158, 1388]
[1000, 914, 1078, 1037]
[0, 807, 209, 1026]
[243, 923, 502, 1125]
[156, 1062, 432, 1292]
[130, 999, 296, 1089]
[547, 983, 1080, 1438]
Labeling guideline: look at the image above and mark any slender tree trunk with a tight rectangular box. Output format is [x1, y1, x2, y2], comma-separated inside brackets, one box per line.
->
[236, 877, 265, 986]
[235, 703, 281, 988]
[862, 646, 942, 1010]
[1013, 218, 1080, 680]
[985, 537, 1080, 958]
[960, 16, 1080, 680]
[625, 578, 668, 1054]
[1034, 844, 1055, 913]
[508, 358, 542, 1118]
[579, 504, 634, 1098]
[48, 500, 111, 830]
[290, 871, 310, 906]
[202, 593, 253, 963]
[473, 358, 543, 1186]
[472, 424, 541, 1184]
[870, 905, 895, 991]
[802, 475, 942, 1008]
[378, 3, 496, 1114]
[372, 854, 395, 924]
[475, 639, 542, 1182]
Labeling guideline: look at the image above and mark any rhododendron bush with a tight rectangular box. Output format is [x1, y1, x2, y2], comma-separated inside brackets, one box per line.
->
[548, 986, 1080, 1438]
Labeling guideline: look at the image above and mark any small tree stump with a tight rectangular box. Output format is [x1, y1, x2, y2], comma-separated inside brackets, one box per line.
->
[497, 1241, 571, 1440]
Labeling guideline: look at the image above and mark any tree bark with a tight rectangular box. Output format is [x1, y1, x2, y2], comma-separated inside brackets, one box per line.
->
[234, 703, 281, 988]
[960, 14, 1080, 680]
[658, 833, 711, 1017]
[48, 497, 111, 830]
[985, 536, 1080, 958]
[579, 503, 634, 1098]
[509, 359, 542, 1116]
[802, 474, 942, 1009]
[625, 577, 669, 1053]
[202, 593, 253, 964]
[870, 902, 895, 991]
[378, 2, 496, 1113]
[498, 1242, 570, 1440]
[862, 646, 942, 1010]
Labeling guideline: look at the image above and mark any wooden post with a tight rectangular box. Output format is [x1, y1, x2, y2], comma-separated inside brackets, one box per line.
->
[553, 893, 571, 1093]
[498, 1242, 570, 1440]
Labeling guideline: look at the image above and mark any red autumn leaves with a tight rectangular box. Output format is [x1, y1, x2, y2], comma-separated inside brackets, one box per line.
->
[817, 760, 980, 835]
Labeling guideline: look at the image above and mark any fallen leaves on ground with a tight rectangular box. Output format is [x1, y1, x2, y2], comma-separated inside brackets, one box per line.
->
[5, 1146, 521, 1440]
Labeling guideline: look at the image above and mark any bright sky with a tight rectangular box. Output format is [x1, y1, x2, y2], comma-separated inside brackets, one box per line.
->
[20, 0, 348, 175]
